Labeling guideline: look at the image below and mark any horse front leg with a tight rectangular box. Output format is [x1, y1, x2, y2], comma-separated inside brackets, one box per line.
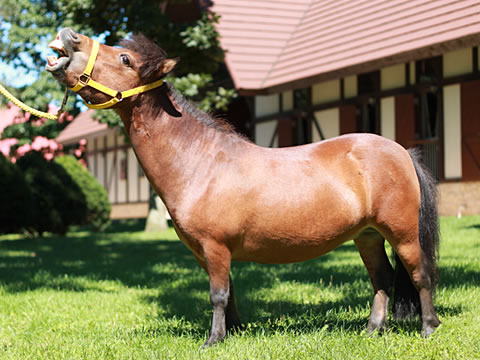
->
[354, 233, 394, 333]
[201, 244, 233, 347]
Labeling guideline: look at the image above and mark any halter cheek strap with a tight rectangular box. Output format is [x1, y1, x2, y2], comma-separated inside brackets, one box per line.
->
[70, 40, 164, 110]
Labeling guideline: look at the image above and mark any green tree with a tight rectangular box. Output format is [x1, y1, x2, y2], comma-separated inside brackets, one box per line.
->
[0, 0, 236, 130]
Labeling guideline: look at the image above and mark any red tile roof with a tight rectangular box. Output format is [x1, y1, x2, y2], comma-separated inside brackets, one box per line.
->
[212, 0, 480, 94]
[56, 109, 109, 145]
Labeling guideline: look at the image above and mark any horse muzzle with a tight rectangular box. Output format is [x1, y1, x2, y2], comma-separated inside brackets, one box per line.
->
[45, 28, 79, 74]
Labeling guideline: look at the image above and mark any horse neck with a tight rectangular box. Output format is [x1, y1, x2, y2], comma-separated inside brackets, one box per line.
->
[116, 87, 247, 210]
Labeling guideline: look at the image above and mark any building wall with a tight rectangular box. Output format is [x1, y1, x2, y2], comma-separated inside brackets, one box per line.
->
[380, 97, 395, 140]
[254, 95, 280, 147]
[443, 84, 462, 179]
[313, 109, 339, 141]
[85, 129, 151, 219]
[438, 182, 480, 216]
[252, 45, 480, 214]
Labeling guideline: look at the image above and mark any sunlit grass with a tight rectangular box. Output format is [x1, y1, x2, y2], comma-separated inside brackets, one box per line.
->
[0, 217, 479, 359]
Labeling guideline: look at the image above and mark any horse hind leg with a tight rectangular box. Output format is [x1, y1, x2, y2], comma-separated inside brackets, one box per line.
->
[392, 239, 440, 336]
[354, 230, 394, 333]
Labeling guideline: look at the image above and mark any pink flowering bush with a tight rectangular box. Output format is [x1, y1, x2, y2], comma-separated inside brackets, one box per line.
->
[0, 103, 72, 162]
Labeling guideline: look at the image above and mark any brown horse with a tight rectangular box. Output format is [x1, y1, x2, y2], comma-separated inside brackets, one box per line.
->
[46, 28, 440, 346]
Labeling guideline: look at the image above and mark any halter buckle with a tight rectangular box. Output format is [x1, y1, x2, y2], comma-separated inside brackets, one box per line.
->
[78, 73, 91, 87]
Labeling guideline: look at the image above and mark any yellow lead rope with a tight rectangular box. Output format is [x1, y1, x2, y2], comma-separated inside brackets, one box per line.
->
[0, 83, 69, 120]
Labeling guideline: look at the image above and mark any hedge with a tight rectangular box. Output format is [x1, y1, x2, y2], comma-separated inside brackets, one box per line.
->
[0, 153, 34, 234]
[1, 152, 111, 235]
[54, 155, 111, 231]
[15, 151, 87, 235]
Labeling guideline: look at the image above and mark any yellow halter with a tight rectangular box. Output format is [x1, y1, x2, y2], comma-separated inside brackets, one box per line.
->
[70, 40, 164, 109]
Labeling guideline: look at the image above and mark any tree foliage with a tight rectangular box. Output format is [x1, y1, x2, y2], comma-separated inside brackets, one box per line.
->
[0, 0, 236, 130]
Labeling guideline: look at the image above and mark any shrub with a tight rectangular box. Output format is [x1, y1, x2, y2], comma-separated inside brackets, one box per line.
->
[0, 154, 34, 234]
[55, 155, 111, 231]
[16, 151, 87, 235]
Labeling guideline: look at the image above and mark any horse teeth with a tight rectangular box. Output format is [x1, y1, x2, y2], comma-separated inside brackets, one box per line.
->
[48, 39, 67, 57]
[47, 56, 58, 66]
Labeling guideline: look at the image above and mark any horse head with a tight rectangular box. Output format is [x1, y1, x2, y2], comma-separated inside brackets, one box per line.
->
[46, 28, 178, 109]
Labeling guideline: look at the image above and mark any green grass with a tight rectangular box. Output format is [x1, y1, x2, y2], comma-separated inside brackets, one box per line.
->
[0, 217, 479, 359]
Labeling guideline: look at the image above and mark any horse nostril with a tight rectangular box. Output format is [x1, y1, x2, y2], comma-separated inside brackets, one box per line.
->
[61, 27, 80, 44]
[71, 33, 80, 44]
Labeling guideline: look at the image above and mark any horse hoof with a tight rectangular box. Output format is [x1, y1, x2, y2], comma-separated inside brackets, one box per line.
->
[367, 321, 388, 335]
[421, 325, 437, 337]
[422, 316, 441, 337]
[367, 327, 388, 336]
[201, 335, 224, 348]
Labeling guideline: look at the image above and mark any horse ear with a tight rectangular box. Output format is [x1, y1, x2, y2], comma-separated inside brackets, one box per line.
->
[160, 57, 179, 75]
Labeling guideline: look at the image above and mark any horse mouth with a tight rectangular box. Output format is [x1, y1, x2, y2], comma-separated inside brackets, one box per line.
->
[45, 28, 79, 75]
[46, 42, 70, 73]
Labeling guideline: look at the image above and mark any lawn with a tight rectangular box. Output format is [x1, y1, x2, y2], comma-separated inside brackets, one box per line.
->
[0, 217, 479, 359]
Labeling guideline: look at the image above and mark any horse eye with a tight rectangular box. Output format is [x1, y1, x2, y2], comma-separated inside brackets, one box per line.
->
[120, 54, 130, 66]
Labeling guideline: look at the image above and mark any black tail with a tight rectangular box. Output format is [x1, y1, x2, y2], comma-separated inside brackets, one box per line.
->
[392, 148, 440, 319]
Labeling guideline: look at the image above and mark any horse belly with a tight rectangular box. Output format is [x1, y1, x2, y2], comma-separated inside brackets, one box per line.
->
[232, 230, 357, 264]
[231, 193, 365, 264]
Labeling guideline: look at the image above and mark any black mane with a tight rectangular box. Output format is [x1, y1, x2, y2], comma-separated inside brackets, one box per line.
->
[168, 85, 241, 135]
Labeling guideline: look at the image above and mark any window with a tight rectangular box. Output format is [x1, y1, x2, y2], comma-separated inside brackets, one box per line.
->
[357, 71, 380, 134]
[413, 56, 443, 180]
[293, 88, 311, 145]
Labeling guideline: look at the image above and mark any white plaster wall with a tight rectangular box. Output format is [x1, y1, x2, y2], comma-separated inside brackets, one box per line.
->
[87, 153, 95, 176]
[96, 136, 106, 150]
[139, 177, 150, 202]
[255, 94, 280, 117]
[409, 61, 416, 84]
[255, 120, 278, 147]
[443, 84, 462, 179]
[86, 138, 95, 152]
[344, 75, 357, 98]
[443, 48, 473, 78]
[106, 152, 116, 202]
[282, 90, 293, 111]
[106, 132, 115, 148]
[312, 79, 340, 105]
[380, 97, 395, 141]
[313, 108, 339, 141]
[381, 64, 405, 90]
[97, 153, 105, 188]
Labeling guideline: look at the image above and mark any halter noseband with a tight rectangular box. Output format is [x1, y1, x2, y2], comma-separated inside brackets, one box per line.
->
[70, 40, 164, 109]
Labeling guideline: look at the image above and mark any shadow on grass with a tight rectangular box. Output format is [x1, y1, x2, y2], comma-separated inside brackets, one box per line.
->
[0, 228, 468, 337]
